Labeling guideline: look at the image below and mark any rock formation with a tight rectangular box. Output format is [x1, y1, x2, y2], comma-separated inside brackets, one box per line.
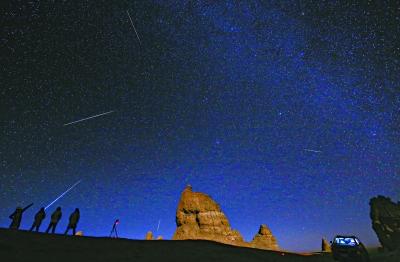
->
[145, 231, 153, 240]
[370, 195, 400, 251]
[156, 236, 163, 240]
[250, 224, 279, 250]
[173, 185, 244, 245]
[321, 238, 331, 252]
[173, 185, 279, 250]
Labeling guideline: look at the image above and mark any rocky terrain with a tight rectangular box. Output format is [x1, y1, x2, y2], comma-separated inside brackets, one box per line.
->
[145, 231, 162, 240]
[321, 238, 331, 252]
[250, 224, 279, 250]
[0, 228, 332, 262]
[172, 185, 244, 245]
[146, 231, 153, 240]
[1, 228, 398, 262]
[370, 195, 400, 251]
[173, 185, 279, 250]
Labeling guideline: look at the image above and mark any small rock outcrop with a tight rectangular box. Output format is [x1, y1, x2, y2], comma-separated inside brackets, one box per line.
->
[156, 236, 163, 240]
[250, 224, 279, 250]
[321, 238, 332, 252]
[173, 185, 279, 250]
[173, 185, 244, 245]
[145, 231, 153, 240]
[370, 196, 400, 251]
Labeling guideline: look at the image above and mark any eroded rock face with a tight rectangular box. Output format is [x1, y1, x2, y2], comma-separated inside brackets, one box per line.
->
[173, 185, 244, 245]
[321, 238, 332, 252]
[370, 196, 400, 251]
[250, 224, 279, 250]
[145, 231, 153, 240]
[173, 185, 279, 250]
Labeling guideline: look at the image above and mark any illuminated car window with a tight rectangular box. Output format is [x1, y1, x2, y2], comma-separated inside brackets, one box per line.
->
[334, 237, 357, 246]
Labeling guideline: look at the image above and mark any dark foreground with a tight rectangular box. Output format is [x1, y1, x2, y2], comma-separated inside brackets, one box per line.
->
[0, 228, 397, 262]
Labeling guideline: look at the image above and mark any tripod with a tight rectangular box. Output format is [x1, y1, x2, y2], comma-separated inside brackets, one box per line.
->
[109, 219, 119, 238]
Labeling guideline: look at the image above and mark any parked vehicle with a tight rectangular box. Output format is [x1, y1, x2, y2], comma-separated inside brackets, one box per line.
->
[331, 235, 370, 262]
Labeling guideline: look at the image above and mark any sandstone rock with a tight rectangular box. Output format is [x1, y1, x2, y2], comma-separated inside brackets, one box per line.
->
[250, 224, 279, 250]
[173, 185, 280, 251]
[173, 185, 244, 245]
[156, 236, 163, 240]
[321, 238, 331, 252]
[370, 196, 400, 251]
[145, 231, 153, 240]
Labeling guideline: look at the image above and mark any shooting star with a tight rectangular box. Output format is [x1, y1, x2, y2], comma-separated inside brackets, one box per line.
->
[45, 180, 82, 210]
[126, 10, 142, 45]
[64, 111, 114, 126]
[156, 219, 161, 232]
[304, 149, 323, 153]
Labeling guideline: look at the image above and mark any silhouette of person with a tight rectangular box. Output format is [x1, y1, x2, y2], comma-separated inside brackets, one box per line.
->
[64, 208, 80, 235]
[45, 207, 62, 233]
[109, 219, 119, 238]
[29, 207, 46, 232]
[9, 203, 33, 230]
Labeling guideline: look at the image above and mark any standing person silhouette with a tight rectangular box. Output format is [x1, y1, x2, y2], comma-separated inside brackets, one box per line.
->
[45, 207, 62, 233]
[64, 208, 80, 235]
[29, 207, 46, 232]
[9, 203, 33, 230]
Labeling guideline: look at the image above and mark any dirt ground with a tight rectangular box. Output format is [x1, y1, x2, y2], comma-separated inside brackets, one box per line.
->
[0, 228, 396, 262]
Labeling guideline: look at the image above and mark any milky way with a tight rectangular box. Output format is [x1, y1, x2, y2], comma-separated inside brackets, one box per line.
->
[1, 1, 399, 251]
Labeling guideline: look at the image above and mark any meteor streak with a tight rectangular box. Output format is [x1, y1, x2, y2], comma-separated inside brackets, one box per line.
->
[45, 180, 82, 210]
[304, 149, 322, 153]
[64, 111, 114, 126]
[127, 10, 142, 45]
[157, 219, 161, 232]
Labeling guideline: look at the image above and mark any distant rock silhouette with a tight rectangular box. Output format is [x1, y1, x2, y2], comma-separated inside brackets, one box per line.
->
[370, 195, 400, 251]
[146, 231, 154, 240]
[156, 236, 163, 240]
[250, 224, 279, 250]
[173, 185, 279, 250]
[321, 238, 331, 252]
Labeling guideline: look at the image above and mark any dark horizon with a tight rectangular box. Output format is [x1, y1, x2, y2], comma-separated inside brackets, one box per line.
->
[1, 1, 399, 252]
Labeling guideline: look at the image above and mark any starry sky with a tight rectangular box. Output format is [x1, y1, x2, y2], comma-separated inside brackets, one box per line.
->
[1, 0, 399, 252]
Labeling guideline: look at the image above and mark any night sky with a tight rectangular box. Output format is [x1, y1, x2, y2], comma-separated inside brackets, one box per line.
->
[1, 0, 399, 252]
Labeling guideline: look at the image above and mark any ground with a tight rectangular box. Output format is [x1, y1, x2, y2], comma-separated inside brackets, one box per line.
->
[0, 228, 397, 262]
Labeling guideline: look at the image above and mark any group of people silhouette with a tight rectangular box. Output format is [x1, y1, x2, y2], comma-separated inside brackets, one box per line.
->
[9, 204, 80, 235]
